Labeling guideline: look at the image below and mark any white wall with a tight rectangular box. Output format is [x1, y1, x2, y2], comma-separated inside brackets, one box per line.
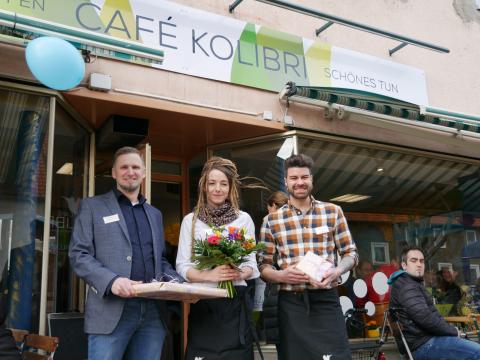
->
[171, 0, 480, 115]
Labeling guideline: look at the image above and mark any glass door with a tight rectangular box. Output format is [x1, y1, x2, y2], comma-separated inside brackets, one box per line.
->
[149, 158, 186, 267]
[150, 181, 182, 266]
[149, 158, 186, 360]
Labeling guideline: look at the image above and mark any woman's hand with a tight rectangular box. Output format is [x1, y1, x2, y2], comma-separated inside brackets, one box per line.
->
[206, 265, 240, 282]
[237, 267, 253, 281]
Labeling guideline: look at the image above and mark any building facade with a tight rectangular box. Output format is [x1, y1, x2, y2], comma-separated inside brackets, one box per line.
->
[1, 0, 480, 354]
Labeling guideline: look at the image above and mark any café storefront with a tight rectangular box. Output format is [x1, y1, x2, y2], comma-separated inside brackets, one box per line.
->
[1, 0, 480, 357]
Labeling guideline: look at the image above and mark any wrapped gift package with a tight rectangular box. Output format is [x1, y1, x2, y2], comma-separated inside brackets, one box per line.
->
[133, 282, 228, 302]
[296, 251, 334, 282]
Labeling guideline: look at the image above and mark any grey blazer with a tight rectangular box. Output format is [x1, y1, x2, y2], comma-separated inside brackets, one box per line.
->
[68, 190, 180, 334]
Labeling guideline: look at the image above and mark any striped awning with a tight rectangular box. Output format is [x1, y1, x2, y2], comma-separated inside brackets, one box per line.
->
[281, 82, 480, 134]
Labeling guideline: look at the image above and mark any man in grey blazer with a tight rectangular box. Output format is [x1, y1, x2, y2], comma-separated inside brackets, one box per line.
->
[69, 146, 182, 360]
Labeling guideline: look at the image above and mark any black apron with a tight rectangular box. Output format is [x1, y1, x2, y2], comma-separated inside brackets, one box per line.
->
[278, 288, 351, 360]
[185, 286, 254, 360]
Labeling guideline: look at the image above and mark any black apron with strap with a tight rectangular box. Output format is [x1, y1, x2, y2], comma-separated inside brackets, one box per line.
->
[278, 288, 352, 360]
[185, 285, 262, 360]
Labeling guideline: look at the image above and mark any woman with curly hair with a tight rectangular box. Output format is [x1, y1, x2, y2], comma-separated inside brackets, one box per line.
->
[176, 157, 262, 360]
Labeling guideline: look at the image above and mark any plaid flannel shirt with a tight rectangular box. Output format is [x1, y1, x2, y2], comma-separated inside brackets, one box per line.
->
[258, 198, 358, 292]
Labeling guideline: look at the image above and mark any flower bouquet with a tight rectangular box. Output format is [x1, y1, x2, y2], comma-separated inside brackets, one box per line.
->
[192, 225, 265, 298]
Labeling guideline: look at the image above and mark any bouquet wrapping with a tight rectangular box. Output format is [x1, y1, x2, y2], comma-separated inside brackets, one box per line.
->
[192, 225, 265, 297]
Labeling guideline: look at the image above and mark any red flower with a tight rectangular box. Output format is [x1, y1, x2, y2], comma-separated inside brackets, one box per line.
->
[207, 234, 220, 245]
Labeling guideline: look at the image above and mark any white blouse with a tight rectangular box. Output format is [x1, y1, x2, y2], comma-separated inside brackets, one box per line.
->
[176, 211, 260, 287]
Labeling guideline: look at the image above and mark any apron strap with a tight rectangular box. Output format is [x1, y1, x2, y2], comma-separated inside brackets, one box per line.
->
[302, 288, 311, 315]
[240, 289, 264, 360]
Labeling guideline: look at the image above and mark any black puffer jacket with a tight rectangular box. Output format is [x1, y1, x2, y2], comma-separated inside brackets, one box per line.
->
[389, 272, 458, 352]
[262, 282, 279, 344]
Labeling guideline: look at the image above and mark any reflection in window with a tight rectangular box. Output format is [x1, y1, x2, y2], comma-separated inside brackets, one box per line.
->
[213, 133, 480, 338]
[213, 137, 291, 232]
[48, 105, 89, 313]
[466, 230, 477, 244]
[0, 89, 50, 332]
[371, 242, 389, 265]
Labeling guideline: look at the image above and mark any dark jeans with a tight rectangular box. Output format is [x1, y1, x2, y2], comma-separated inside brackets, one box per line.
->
[88, 298, 166, 360]
[414, 336, 480, 360]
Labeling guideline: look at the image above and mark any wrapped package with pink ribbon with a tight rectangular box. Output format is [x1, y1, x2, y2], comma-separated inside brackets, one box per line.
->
[296, 251, 334, 282]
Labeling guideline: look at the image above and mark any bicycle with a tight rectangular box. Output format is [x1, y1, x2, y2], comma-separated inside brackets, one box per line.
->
[345, 308, 389, 360]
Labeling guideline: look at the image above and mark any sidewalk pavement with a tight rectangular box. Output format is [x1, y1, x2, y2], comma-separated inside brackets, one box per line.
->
[255, 343, 403, 360]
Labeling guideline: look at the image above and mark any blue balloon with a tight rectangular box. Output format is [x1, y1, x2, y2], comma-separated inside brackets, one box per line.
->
[26, 37, 85, 91]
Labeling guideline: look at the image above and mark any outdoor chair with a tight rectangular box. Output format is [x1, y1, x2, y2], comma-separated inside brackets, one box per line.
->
[387, 308, 414, 360]
[9, 328, 28, 348]
[21, 333, 59, 360]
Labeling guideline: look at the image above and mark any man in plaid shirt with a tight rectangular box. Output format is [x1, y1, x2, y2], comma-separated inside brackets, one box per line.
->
[259, 154, 358, 360]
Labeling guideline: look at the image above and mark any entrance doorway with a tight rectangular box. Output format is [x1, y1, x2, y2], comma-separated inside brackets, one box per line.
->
[150, 180, 182, 268]
[150, 158, 187, 360]
[149, 156, 187, 266]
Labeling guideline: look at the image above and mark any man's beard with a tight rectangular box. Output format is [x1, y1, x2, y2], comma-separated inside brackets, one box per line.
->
[118, 183, 140, 193]
[288, 185, 312, 200]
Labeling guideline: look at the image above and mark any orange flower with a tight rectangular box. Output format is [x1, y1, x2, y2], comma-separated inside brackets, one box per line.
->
[242, 240, 255, 250]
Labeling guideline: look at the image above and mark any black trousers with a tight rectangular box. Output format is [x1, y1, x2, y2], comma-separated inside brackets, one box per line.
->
[185, 286, 254, 360]
[278, 288, 351, 360]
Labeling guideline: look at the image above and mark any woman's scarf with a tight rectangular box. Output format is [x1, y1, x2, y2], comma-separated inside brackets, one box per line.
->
[197, 201, 238, 227]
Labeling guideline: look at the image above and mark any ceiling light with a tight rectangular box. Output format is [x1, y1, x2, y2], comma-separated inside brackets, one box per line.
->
[56, 163, 73, 175]
[377, 168, 384, 172]
[330, 194, 371, 203]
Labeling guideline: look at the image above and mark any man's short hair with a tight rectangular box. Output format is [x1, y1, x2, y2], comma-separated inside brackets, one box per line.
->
[113, 146, 143, 166]
[401, 245, 424, 263]
[284, 154, 314, 174]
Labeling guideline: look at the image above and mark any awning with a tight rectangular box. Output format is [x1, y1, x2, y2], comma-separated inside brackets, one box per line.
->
[280, 82, 480, 138]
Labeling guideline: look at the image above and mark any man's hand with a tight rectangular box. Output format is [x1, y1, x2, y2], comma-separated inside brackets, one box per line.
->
[278, 266, 310, 284]
[111, 277, 142, 298]
[310, 267, 342, 289]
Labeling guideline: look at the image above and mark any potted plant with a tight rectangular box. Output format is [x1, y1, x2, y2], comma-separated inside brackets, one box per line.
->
[366, 320, 380, 338]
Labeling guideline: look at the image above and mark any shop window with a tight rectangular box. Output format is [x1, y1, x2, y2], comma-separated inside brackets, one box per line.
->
[433, 227, 447, 249]
[371, 242, 389, 265]
[0, 88, 50, 332]
[212, 132, 480, 339]
[48, 106, 89, 314]
[466, 230, 477, 244]
[151, 159, 182, 176]
[469, 264, 480, 281]
[438, 262, 453, 271]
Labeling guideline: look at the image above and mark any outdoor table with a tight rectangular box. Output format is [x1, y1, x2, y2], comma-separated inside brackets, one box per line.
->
[445, 315, 480, 340]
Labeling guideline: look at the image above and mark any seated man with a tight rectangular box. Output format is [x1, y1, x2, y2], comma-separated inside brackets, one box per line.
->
[389, 245, 480, 360]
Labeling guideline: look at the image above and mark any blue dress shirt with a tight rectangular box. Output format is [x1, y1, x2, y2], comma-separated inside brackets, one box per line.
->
[114, 188, 155, 283]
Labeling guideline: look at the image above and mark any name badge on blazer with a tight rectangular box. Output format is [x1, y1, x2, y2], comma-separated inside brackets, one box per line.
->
[103, 214, 120, 224]
[315, 225, 329, 235]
